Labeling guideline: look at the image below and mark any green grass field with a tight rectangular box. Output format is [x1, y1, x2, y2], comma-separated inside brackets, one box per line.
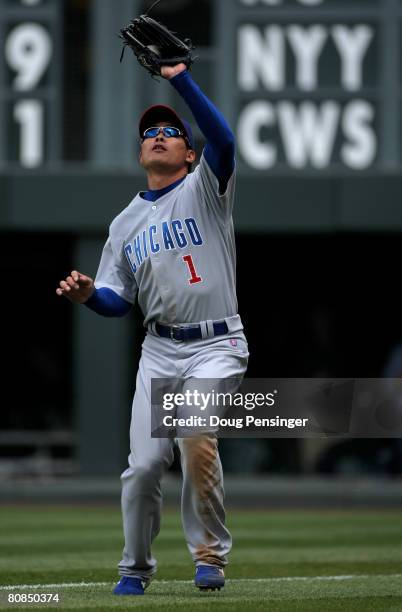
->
[0, 506, 402, 611]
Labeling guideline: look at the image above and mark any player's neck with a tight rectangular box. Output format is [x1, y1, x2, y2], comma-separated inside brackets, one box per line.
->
[146, 169, 188, 191]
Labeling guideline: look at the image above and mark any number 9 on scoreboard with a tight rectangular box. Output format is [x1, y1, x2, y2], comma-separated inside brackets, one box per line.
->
[1, 2, 61, 169]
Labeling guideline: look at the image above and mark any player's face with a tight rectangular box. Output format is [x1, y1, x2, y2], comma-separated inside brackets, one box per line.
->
[139, 121, 195, 173]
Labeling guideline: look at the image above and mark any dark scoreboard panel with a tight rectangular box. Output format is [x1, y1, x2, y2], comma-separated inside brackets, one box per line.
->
[223, 0, 401, 172]
[0, 0, 400, 173]
[0, 0, 62, 168]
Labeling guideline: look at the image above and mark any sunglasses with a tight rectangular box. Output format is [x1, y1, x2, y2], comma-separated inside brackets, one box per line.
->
[142, 126, 185, 139]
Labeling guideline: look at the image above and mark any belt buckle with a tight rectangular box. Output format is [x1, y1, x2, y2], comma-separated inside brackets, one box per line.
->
[170, 325, 181, 342]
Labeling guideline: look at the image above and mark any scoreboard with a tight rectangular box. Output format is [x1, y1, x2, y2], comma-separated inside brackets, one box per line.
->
[237, 14, 378, 169]
[0, 0, 401, 173]
[219, 0, 401, 172]
[0, 0, 62, 168]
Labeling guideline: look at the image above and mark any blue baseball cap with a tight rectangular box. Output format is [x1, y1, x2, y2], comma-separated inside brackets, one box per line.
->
[139, 104, 195, 150]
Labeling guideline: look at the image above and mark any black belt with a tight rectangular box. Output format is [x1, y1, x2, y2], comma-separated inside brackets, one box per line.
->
[155, 320, 228, 341]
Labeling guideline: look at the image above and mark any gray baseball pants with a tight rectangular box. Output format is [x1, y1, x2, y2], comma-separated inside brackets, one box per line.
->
[117, 316, 249, 582]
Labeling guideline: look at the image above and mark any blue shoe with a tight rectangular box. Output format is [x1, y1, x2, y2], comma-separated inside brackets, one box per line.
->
[195, 565, 225, 591]
[113, 576, 146, 595]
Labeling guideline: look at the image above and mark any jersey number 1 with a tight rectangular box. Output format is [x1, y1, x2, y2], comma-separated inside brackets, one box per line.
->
[182, 254, 202, 285]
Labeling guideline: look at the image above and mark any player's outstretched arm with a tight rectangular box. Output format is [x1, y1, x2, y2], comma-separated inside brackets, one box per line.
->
[161, 64, 234, 151]
[56, 270, 94, 304]
[162, 65, 235, 192]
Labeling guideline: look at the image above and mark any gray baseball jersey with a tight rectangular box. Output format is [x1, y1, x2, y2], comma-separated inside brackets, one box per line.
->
[94, 152, 238, 325]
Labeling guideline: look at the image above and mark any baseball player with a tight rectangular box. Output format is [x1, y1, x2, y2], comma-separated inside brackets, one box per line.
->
[56, 62, 249, 595]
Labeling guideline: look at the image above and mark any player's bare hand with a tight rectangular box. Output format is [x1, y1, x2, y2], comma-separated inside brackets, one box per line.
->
[56, 270, 94, 304]
[161, 63, 187, 80]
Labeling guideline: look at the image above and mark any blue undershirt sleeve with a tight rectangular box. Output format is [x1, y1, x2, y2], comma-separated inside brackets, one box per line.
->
[84, 287, 132, 318]
[170, 70, 235, 192]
